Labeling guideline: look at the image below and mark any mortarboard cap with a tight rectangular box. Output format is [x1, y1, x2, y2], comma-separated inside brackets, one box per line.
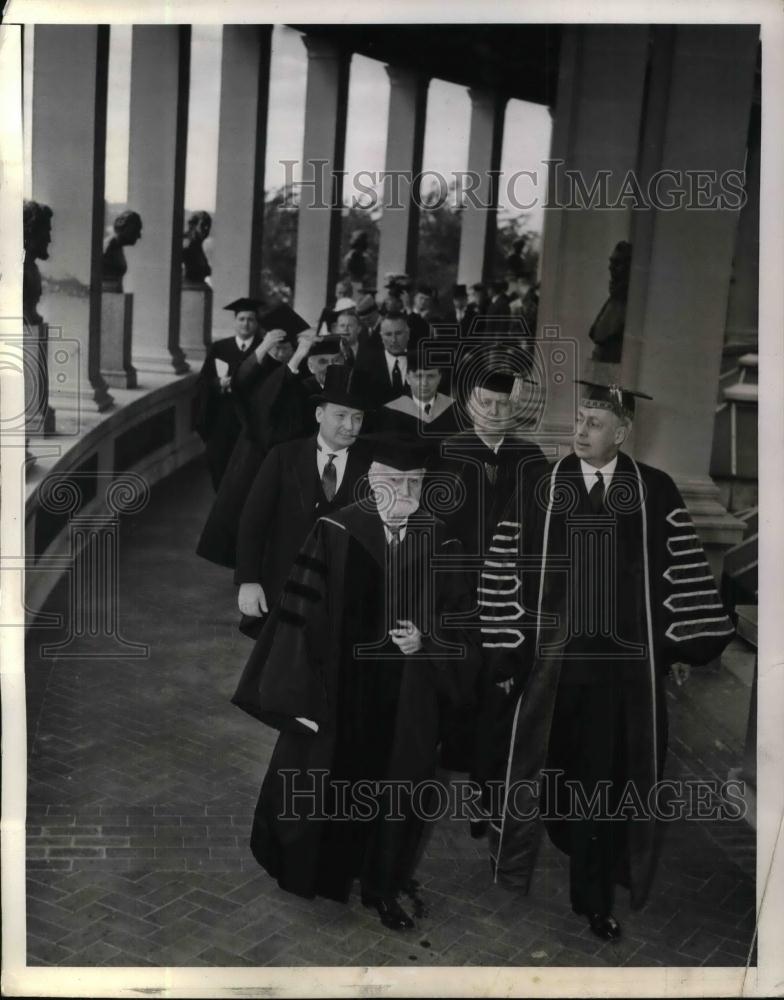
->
[405, 346, 442, 372]
[309, 335, 343, 357]
[575, 379, 652, 418]
[258, 302, 311, 344]
[473, 369, 535, 395]
[365, 433, 432, 471]
[224, 297, 264, 314]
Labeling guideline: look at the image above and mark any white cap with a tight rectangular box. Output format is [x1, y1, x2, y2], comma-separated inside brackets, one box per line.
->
[333, 297, 357, 314]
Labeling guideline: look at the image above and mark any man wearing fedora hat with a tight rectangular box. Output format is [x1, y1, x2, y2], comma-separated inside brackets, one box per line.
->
[235, 364, 373, 628]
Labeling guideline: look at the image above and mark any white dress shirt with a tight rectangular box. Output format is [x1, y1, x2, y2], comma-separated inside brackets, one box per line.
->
[235, 336, 254, 352]
[476, 432, 505, 455]
[316, 435, 349, 493]
[412, 395, 435, 421]
[579, 455, 618, 495]
[384, 350, 407, 385]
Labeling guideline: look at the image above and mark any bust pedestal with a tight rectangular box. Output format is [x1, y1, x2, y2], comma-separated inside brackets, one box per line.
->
[24, 320, 56, 435]
[101, 288, 138, 389]
[180, 282, 212, 365]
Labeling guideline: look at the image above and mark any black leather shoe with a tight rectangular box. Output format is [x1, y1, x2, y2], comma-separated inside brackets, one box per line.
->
[362, 895, 415, 931]
[572, 906, 621, 941]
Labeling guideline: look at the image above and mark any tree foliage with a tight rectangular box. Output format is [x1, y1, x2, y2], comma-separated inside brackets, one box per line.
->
[258, 184, 540, 307]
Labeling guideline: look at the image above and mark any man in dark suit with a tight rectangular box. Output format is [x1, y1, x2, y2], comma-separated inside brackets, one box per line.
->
[489, 280, 512, 319]
[447, 283, 471, 335]
[408, 283, 440, 345]
[193, 297, 263, 490]
[333, 299, 366, 367]
[235, 365, 373, 624]
[354, 312, 411, 408]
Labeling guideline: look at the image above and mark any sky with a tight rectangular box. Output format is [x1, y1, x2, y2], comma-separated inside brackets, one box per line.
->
[25, 24, 553, 232]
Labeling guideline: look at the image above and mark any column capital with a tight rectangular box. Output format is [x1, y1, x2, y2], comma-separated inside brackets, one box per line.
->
[467, 86, 507, 111]
[301, 33, 349, 62]
[385, 63, 430, 89]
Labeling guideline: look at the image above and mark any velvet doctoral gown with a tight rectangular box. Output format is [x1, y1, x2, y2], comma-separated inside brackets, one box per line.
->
[478, 451, 735, 909]
[232, 503, 481, 902]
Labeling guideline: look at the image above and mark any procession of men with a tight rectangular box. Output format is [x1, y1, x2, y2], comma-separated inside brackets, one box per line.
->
[194, 275, 735, 938]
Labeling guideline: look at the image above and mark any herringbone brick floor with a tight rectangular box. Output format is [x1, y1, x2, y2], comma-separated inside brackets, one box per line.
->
[24, 459, 757, 967]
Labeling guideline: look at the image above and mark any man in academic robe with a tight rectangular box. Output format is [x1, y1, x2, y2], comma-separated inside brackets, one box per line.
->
[196, 303, 312, 569]
[354, 312, 411, 408]
[377, 347, 460, 442]
[440, 370, 548, 560]
[478, 381, 735, 940]
[242, 334, 345, 445]
[235, 364, 373, 630]
[193, 298, 263, 490]
[232, 435, 481, 929]
[437, 368, 549, 784]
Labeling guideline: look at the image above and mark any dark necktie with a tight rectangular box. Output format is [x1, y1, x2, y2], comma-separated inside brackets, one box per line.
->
[484, 461, 498, 487]
[391, 359, 403, 396]
[321, 453, 337, 502]
[424, 403, 432, 417]
[341, 341, 355, 369]
[387, 524, 401, 551]
[588, 470, 605, 514]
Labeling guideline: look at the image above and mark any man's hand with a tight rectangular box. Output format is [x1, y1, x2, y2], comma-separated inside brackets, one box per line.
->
[255, 329, 287, 360]
[389, 619, 422, 655]
[671, 663, 691, 687]
[238, 582, 268, 617]
[219, 375, 232, 392]
[495, 678, 514, 694]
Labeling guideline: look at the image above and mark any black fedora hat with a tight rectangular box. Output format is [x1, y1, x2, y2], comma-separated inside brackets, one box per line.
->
[311, 364, 374, 411]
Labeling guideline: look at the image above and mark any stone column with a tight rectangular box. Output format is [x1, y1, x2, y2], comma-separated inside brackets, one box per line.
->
[376, 66, 429, 288]
[457, 89, 507, 287]
[211, 25, 272, 340]
[292, 34, 351, 327]
[536, 25, 650, 436]
[31, 25, 114, 414]
[723, 97, 760, 351]
[621, 25, 758, 567]
[127, 26, 190, 375]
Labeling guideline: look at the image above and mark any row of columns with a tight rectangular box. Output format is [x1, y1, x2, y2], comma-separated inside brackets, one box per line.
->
[30, 24, 508, 415]
[536, 23, 758, 559]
